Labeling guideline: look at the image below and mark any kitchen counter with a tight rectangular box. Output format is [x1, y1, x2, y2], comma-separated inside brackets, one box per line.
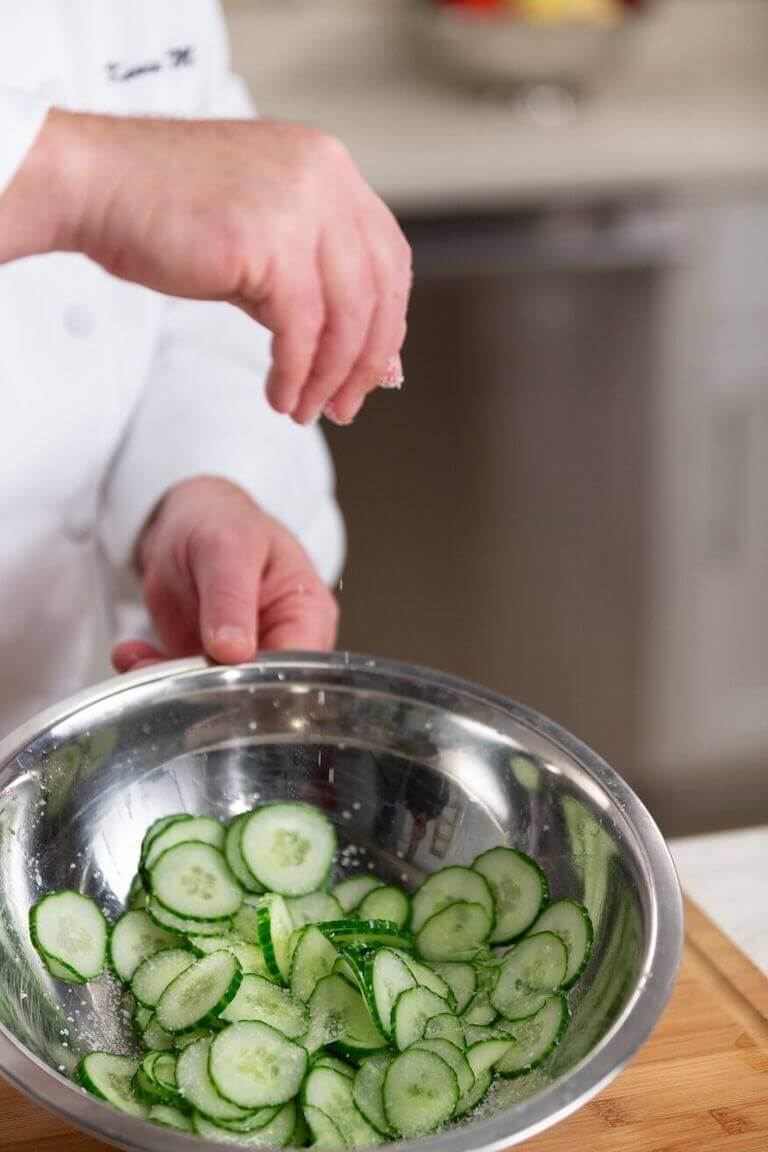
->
[671, 824, 768, 976]
[224, 0, 768, 214]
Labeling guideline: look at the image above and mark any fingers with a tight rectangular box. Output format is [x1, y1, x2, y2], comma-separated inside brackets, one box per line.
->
[260, 579, 339, 652]
[324, 202, 411, 426]
[189, 528, 266, 664]
[249, 245, 326, 416]
[111, 639, 166, 673]
[290, 227, 376, 425]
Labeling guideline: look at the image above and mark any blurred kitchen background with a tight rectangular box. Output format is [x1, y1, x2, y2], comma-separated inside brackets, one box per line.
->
[221, 0, 768, 837]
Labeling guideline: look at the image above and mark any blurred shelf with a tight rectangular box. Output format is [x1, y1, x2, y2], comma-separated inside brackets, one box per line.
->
[224, 0, 768, 214]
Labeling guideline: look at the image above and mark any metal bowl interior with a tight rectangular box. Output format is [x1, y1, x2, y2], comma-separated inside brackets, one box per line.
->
[0, 654, 682, 1152]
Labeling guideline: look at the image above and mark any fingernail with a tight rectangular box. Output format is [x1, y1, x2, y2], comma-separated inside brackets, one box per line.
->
[380, 354, 404, 390]
[323, 403, 354, 427]
[211, 625, 248, 650]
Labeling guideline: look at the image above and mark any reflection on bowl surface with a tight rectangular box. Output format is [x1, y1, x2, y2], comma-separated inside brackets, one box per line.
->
[0, 654, 682, 1152]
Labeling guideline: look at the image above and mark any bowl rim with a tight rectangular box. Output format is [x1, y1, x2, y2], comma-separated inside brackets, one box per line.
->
[0, 652, 684, 1152]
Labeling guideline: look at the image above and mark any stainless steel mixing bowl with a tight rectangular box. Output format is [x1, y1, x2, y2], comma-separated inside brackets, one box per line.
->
[0, 654, 683, 1152]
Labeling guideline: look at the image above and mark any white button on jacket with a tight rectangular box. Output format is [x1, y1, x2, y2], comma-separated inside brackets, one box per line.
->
[0, 0, 345, 737]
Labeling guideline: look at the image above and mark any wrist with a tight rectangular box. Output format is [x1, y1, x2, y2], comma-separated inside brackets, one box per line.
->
[0, 108, 96, 259]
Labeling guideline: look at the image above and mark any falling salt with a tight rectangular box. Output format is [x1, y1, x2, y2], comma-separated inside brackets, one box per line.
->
[328, 767, 335, 784]
[396, 850, 404, 859]
[338, 578, 344, 593]
[20, 992, 26, 1000]
[341, 810, 351, 821]
[401, 873, 408, 883]
[248, 721, 257, 731]
[58, 1065, 65, 1072]
[352, 801, 361, 811]
[367, 861, 375, 870]
[317, 691, 325, 706]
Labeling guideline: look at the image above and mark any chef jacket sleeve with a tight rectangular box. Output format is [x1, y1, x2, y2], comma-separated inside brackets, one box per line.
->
[97, 295, 346, 589]
[95, 0, 344, 641]
[0, 86, 50, 198]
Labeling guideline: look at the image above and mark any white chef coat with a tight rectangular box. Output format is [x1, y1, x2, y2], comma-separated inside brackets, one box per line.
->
[0, 0, 345, 738]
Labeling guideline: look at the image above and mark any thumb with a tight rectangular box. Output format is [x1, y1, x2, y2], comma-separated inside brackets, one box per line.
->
[190, 529, 266, 664]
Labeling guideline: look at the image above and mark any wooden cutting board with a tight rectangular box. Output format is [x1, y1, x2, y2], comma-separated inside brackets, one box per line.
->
[1, 898, 767, 1150]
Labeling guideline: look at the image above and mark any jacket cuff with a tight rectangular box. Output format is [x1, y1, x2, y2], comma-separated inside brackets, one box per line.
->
[0, 86, 50, 197]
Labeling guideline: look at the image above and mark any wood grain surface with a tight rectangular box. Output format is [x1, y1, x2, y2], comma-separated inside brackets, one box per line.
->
[1, 898, 767, 1150]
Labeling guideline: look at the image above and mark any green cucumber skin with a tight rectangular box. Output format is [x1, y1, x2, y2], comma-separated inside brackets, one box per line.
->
[473, 847, 550, 945]
[29, 893, 107, 983]
[496, 994, 570, 1077]
[529, 899, 594, 988]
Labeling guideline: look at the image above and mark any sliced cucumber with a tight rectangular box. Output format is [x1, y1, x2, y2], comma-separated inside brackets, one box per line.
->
[368, 949, 416, 1037]
[392, 986, 452, 1051]
[109, 910, 182, 983]
[312, 1053, 356, 1079]
[416, 901, 491, 962]
[396, 953, 453, 1004]
[127, 873, 147, 910]
[219, 973, 308, 1038]
[156, 950, 242, 1034]
[224, 814, 264, 894]
[466, 1038, 515, 1077]
[176, 1037, 253, 1122]
[215, 1105, 282, 1133]
[131, 948, 195, 1008]
[473, 847, 548, 945]
[79, 1053, 148, 1118]
[529, 900, 594, 988]
[149, 1104, 193, 1131]
[257, 893, 295, 983]
[431, 962, 477, 1014]
[231, 901, 261, 944]
[193, 1101, 297, 1146]
[353, 1052, 394, 1136]
[30, 892, 107, 982]
[358, 887, 410, 929]
[187, 934, 271, 978]
[302, 1065, 379, 1148]
[334, 875, 385, 913]
[462, 989, 497, 1026]
[286, 891, 343, 929]
[134, 1005, 153, 1033]
[454, 1067, 492, 1118]
[240, 803, 336, 896]
[304, 1104, 346, 1148]
[321, 919, 414, 952]
[306, 973, 387, 1056]
[383, 1048, 459, 1138]
[149, 842, 242, 922]
[146, 895, 230, 938]
[40, 954, 86, 983]
[423, 1013, 465, 1048]
[142, 1014, 175, 1052]
[411, 867, 494, 935]
[491, 932, 568, 1021]
[413, 1038, 473, 1102]
[149, 1050, 179, 1092]
[209, 1020, 307, 1108]
[144, 816, 225, 872]
[290, 924, 338, 1003]
[496, 994, 569, 1076]
[140, 814, 187, 863]
[133, 1053, 178, 1107]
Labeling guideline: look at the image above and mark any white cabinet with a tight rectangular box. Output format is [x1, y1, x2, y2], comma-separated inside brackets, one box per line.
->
[643, 197, 768, 776]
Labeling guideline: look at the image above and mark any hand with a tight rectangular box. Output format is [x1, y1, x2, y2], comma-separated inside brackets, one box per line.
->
[0, 111, 411, 425]
[111, 477, 338, 673]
